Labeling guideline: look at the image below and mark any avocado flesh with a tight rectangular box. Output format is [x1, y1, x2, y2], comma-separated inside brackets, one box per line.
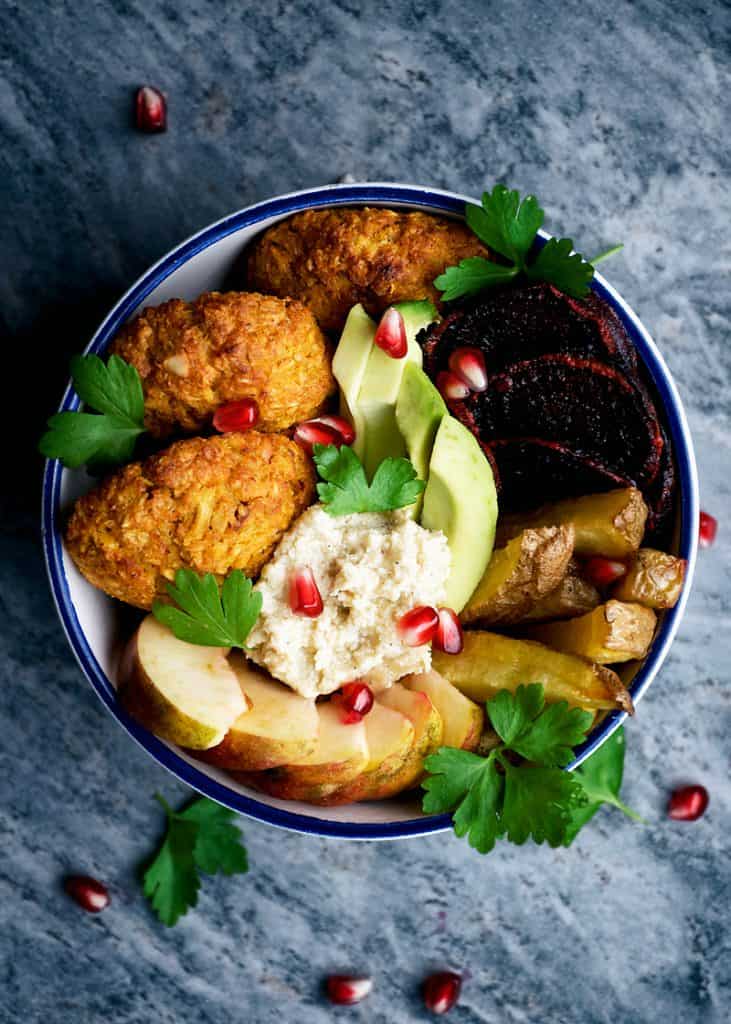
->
[395, 363, 447, 518]
[422, 415, 498, 613]
[332, 304, 377, 447]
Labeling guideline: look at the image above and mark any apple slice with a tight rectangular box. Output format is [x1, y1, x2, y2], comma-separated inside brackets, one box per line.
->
[197, 656, 319, 770]
[370, 682, 444, 798]
[402, 670, 484, 751]
[118, 615, 248, 749]
[239, 702, 369, 804]
[330, 702, 415, 804]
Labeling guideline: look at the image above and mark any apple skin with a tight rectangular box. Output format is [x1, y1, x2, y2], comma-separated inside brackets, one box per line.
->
[328, 702, 415, 804]
[402, 670, 484, 752]
[368, 684, 444, 799]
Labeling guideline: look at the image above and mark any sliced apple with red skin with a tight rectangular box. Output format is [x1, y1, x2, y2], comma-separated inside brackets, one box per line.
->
[118, 615, 249, 750]
[239, 702, 369, 805]
[330, 702, 415, 804]
[402, 670, 484, 752]
[368, 683, 444, 798]
[196, 656, 318, 771]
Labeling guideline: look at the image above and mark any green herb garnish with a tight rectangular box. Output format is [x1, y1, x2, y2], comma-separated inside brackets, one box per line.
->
[563, 726, 642, 844]
[38, 353, 146, 469]
[143, 795, 248, 927]
[313, 443, 425, 516]
[152, 569, 262, 648]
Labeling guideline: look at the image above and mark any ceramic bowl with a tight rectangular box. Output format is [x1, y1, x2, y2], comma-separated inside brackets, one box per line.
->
[42, 183, 699, 839]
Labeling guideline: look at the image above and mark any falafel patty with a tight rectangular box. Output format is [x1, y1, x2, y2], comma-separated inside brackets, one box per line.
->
[65, 432, 315, 609]
[246, 207, 488, 333]
[110, 291, 335, 438]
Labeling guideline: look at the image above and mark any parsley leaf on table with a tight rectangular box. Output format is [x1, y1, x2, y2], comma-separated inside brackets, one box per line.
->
[143, 795, 248, 927]
[152, 569, 262, 648]
[563, 727, 642, 844]
[313, 444, 425, 516]
[38, 353, 146, 469]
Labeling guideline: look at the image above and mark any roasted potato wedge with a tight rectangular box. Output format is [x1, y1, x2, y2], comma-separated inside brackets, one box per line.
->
[433, 631, 634, 713]
[461, 526, 574, 626]
[496, 488, 648, 558]
[521, 600, 657, 664]
[612, 548, 687, 608]
[520, 562, 601, 622]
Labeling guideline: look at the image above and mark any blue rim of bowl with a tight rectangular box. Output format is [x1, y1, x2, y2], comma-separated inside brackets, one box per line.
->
[41, 183, 699, 841]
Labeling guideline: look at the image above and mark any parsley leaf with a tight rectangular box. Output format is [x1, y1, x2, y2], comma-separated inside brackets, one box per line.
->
[152, 569, 262, 648]
[563, 727, 643, 844]
[466, 184, 544, 264]
[313, 444, 425, 516]
[38, 353, 146, 469]
[143, 795, 248, 927]
[434, 257, 519, 302]
[525, 236, 595, 299]
[501, 764, 584, 846]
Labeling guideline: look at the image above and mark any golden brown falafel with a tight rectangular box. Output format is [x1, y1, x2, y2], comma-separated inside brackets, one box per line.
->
[65, 432, 315, 609]
[246, 207, 488, 333]
[110, 291, 335, 438]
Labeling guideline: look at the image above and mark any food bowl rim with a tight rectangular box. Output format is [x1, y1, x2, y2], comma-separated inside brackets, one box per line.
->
[41, 182, 699, 841]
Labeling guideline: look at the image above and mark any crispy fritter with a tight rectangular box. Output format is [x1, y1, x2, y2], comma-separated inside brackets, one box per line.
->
[65, 432, 315, 609]
[246, 208, 488, 333]
[110, 291, 335, 437]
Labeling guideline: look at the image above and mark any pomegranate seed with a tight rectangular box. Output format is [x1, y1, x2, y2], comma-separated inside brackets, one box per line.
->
[436, 370, 470, 401]
[333, 681, 374, 724]
[423, 971, 462, 1015]
[64, 875, 110, 913]
[397, 605, 439, 646]
[288, 567, 323, 617]
[374, 307, 408, 359]
[314, 414, 356, 446]
[325, 974, 373, 1005]
[293, 418, 347, 455]
[668, 784, 709, 821]
[582, 556, 628, 589]
[434, 608, 463, 654]
[699, 511, 717, 548]
[135, 86, 167, 133]
[448, 347, 487, 392]
[212, 398, 259, 433]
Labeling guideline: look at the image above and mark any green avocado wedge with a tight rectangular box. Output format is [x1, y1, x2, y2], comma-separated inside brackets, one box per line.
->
[331, 304, 378, 448]
[421, 415, 498, 613]
[395, 363, 447, 518]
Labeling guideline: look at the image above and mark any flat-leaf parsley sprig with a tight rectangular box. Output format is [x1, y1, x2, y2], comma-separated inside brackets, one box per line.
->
[39, 353, 146, 469]
[434, 184, 622, 302]
[152, 568, 262, 648]
[313, 443, 425, 516]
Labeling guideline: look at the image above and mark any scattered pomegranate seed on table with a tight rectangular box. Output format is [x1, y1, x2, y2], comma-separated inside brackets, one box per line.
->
[212, 398, 259, 433]
[668, 784, 709, 821]
[699, 510, 717, 548]
[374, 307, 408, 358]
[436, 370, 470, 401]
[397, 605, 440, 646]
[433, 608, 463, 654]
[64, 875, 110, 913]
[333, 681, 374, 724]
[422, 971, 462, 1015]
[289, 567, 323, 617]
[582, 556, 628, 589]
[293, 417, 349, 455]
[135, 86, 167, 133]
[448, 347, 487, 392]
[325, 974, 373, 1005]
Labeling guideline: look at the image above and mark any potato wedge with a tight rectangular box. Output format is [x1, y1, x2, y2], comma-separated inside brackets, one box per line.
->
[402, 670, 484, 751]
[329, 703, 416, 804]
[433, 631, 633, 713]
[462, 526, 574, 625]
[520, 563, 601, 622]
[612, 548, 687, 609]
[372, 683, 444, 797]
[496, 488, 648, 558]
[521, 600, 657, 664]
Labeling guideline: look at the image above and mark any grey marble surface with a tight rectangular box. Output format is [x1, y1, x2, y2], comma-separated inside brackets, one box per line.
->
[1, 1, 729, 1021]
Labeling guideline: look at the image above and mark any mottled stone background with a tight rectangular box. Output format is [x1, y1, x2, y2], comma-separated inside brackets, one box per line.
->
[1, 1, 729, 1021]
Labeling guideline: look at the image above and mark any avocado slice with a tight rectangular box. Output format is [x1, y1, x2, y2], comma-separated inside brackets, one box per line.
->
[332, 304, 377, 447]
[395, 363, 447, 518]
[421, 415, 498, 613]
[354, 300, 438, 479]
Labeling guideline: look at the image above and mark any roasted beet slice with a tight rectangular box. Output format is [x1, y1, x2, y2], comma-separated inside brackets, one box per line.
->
[454, 354, 663, 489]
[421, 281, 638, 379]
[645, 422, 676, 541]
[487, 438, 632, 510]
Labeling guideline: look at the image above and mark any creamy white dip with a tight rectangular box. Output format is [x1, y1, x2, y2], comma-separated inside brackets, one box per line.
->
[246, 505, 451, 698]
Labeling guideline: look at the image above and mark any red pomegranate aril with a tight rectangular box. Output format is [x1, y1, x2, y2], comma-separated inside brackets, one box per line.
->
[449, 347, 487, 392]
[668, 784, 709, 821]
[135, 86, 167, 133]
[699, 511, 717, 548]
[325, 974, 373, 1005]
[334, 681, 374, 724]
[436, 370, 470, 401]
[423, 971, 462, 1015]
[434, 608, 463, 655]
[397, 605, 439, 646]
[64, 875, 110, 913]
[313, 414, 356, 446]
[293, 419, 342, 455]
[582, 556, 628, 589]
[213, 398, 259, 433]
[374, 307, 408, 359]
[288, 567, 323, 617]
